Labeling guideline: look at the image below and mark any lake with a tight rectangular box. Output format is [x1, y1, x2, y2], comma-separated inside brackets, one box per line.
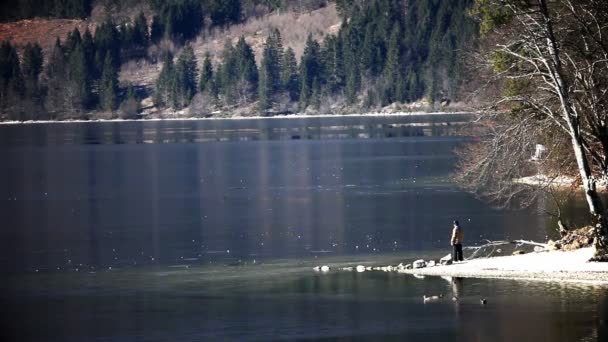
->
[0, 116, 605, 341]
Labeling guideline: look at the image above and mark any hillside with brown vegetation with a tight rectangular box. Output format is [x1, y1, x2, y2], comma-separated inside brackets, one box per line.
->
[0, 19, 92, 54]
[119, 4, 339, 91]
[0, 2, 340, 107]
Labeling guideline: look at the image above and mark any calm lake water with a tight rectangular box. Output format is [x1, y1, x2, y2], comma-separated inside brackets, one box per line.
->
[0, 116, 605, 341]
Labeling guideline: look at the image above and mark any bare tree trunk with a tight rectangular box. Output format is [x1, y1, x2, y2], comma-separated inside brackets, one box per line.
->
[570, 130, 608, 254]
[537, 0, 608, 257]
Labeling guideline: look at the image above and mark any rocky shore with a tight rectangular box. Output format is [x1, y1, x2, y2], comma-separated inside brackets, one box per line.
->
[314, 247, 608, 284]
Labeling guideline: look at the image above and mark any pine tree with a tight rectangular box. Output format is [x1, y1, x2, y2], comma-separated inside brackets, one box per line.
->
[65, 43, 91, 113]
[345, 65, 360, 105]
[65, 28, 82, 55]
[118, 23, 131, 52]
[155, 52, 175, 107]
[382, 23, 402, 103]
[150, 15, 164, 44]
[234, 36, 258, 103]
[266, 28, 283, 92]
[322, 35, 344, 93]
[21, 42, 43, 102]
[173, 44, 198, 109]
[82, 28, 96, 76]
[45, 38, 67, 113]
[218, 41, 237, 104]
[281, 47, 299, 101]
[361, 24, 379, 75]
[94, 19, 121, 75]
[22, 43, 43, 83]
[299, 34, 321, 106]
[343, 41, 361, 105]
[395, 73, 407, 103]
[100, 53, 119, 112]
[235, 37, 258, 86]
[258, 29, 283, 112]
[0, 40, 23, 110]
[341, 24, 362, 105]
[199, 53, 215, 95]
[258, 57, 271, 112]
[298, 63, 309, 110]
[407, 69, 421, 102]
[159, 0, 203, 41]
[310, 77, 321, 110]
[132, 12, 149, 48]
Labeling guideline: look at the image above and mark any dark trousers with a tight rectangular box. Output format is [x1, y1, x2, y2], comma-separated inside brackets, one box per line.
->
[453, 244, 463, 262]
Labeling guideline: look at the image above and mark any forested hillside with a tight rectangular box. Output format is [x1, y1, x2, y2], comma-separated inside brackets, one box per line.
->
[0, 0, 477, 120]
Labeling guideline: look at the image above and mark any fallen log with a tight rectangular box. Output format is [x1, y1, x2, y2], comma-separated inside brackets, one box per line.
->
[464, 240, 549, 260]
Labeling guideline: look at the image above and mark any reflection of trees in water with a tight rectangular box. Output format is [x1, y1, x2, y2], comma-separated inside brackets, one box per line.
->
[541, 192, 600, 241]
[452, 277, 463, 300]
[130, 115, 473, 143]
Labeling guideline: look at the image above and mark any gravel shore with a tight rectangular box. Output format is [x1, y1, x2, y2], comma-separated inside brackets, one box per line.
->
[399, 248, 608, 284]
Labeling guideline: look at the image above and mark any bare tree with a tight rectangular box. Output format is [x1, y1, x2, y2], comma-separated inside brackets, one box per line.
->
[467, 0, 608, 259]
[456, 111, 574, 206]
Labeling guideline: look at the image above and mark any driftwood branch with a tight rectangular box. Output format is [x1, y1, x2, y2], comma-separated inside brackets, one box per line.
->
[464, 239, 549, 260]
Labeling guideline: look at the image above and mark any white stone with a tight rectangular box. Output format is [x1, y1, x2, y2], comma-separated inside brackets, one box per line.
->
[440, 254, 452, 262]
[413, 259, 426, 269]
[534, 246, 545, 253]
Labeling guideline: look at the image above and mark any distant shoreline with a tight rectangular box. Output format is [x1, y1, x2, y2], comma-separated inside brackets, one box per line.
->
[0, 111, 477, 125]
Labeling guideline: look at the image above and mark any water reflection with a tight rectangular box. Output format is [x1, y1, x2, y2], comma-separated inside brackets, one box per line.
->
[452, 277, 464, 301]
[0, 114, 475, 147]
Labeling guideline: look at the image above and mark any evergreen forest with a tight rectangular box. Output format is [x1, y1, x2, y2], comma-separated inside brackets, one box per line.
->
[0, 0, 478, 120]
